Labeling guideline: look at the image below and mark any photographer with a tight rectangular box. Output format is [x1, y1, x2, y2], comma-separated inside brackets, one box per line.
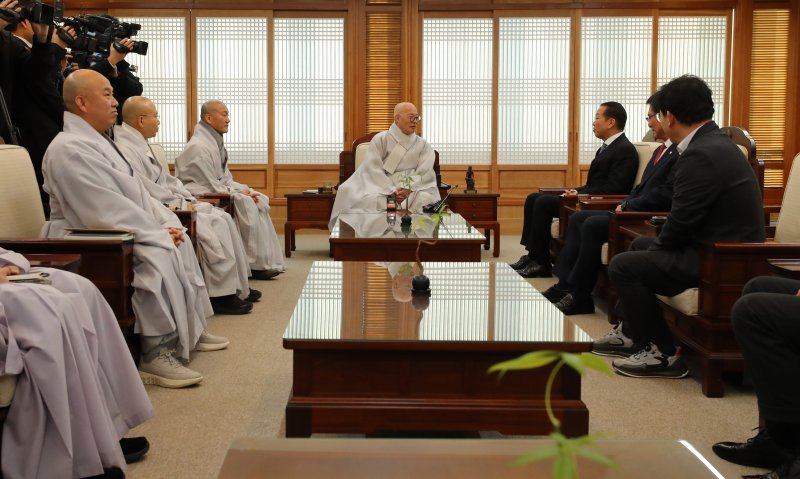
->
[89, 37, 143, 124]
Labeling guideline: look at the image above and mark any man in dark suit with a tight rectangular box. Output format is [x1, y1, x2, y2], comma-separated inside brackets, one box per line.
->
[711, 276, 800, 477]
[594, 75, 765, 379]
[512, 101, 639, 278]
[545, 92, 678, 315]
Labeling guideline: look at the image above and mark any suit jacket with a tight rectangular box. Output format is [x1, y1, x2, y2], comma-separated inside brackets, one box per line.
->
[652, 121, 765, 256]
[621, 143, 678, 212]
[576, 133, 639, 195]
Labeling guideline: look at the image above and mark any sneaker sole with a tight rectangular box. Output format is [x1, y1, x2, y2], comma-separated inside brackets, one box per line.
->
[140, 371, 203, 388]
[612, 364, 690, 379]
[196, 340, 230, 352]
[591, 349, 634, 358]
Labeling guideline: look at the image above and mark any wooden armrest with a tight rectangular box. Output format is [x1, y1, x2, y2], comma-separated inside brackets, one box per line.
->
[763, 204, 781, 214]
[538, 187, 569, 194]
[578, 198, 624, 210]
[198, 193, 234, 217]
[198, 198, 221, 207]
[174, 209, 198, 247]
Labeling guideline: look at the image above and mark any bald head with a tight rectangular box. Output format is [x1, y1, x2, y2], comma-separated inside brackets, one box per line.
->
[393, 102, 420, 135]
[201, 100, 230, 135]
[63, 70, 119, 133]
[122, 96, 160, 139]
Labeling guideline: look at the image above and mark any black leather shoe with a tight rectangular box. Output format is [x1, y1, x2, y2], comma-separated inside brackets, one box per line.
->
[744, 454, 800, 479]
[120, 436, 149, 464]
[210, 295, 253, 315]
[250, 269, 280, 280]
[554, 294, 595, 315]
[713, 429, 791, 469]
[518, 261, 552, 278]
[510, 254, 532, 270]
[246, 288, 262, 302]
[541, 285, 569, 303]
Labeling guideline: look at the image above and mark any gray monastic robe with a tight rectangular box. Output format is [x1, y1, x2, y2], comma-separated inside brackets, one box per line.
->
[114, 123, 251, 300]
[0, 249, 153, 479]
[175, 121, 286, 272]
[42, 112, 213, 359]
[329, 123, 439, 229]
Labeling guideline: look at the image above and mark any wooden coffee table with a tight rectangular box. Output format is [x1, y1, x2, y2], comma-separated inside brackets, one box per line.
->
[329, 211, 487, 261]
[283, 262, 592, 438]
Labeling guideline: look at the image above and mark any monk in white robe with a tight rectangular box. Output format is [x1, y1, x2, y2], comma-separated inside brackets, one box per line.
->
[114, 96, 257, 315]
[329, 102, 439, 229]
[175, 100, 285, 278]
[41, 70, 228, 388]
[0, 248, 153, 478]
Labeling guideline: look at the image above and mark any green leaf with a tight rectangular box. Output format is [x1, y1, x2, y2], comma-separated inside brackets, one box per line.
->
[553, 452, 576, 479]
[512, 446, 559, 465]
[488, 351, 559, 374]
[575, 447, 617, 467]
[561, 352, 585, 375]
[579, 353, 614, 376]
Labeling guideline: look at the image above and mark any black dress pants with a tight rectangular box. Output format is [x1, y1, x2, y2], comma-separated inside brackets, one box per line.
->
[732, 276, 800, 426]
[552, 210, 610, 299]
[607, 237, 698, 353]
[519, 192, 561, 265]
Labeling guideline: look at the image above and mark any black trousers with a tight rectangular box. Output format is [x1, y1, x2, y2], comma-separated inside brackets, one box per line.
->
[732, 276, 800, 425]
[519, 192, 561, 265]
[607, 237, 698, 352]
[552, 210, 610, 299]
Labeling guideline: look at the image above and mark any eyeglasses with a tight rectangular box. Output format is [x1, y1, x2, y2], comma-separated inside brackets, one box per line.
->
[407, 114, 421, 122]
[645, 113, 657, 121]
[140, 114, 159, 120]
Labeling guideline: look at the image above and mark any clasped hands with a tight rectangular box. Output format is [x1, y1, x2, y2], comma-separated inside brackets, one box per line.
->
[165, 227, 184, 247]
[0, 265, 20, 283]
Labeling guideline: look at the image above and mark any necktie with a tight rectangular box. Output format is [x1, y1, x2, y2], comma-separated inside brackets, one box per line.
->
[653, 144, 667, 165]
[597, 143, 608, 157]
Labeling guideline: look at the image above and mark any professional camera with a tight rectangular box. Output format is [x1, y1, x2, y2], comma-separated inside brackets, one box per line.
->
[0, 0, 54, 26]
[57, 13, 148, 66]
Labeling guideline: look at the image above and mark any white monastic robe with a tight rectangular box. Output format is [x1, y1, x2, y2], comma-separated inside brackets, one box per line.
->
[114, 123, 251, 300]
[42, 112, 213, 360]
[0, 248, 153, 479]
[329, 123, 439, 229]
[175, 121, 286, 272]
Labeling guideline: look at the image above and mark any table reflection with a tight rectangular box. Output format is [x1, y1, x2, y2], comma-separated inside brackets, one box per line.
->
[284, 261, 592, 344]
[331, 210, 486, 241]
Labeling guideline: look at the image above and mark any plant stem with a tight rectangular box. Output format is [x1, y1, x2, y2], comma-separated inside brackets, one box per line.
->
[545, 360, 564, 431]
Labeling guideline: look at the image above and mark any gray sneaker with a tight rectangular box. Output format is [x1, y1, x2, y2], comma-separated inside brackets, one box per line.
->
[612, 343, 690, 379]
[592, 323, 637, 358]
[196, 330, 230, 352]
[140, 350, 203, 388]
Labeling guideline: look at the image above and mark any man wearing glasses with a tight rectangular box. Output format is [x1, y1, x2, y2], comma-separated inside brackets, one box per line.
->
[329, 102, 439, 229]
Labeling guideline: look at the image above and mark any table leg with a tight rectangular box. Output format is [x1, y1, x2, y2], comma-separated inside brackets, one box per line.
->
[284, 224, 293, 258]
[483, 229, 490, 250]
[493, 223, 500, 257]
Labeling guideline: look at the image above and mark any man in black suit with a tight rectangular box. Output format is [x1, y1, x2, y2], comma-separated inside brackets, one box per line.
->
[545, 92, 678, 315]
[711, 276, 800, 477]
[512, 102, 638, 278]
[594, 75, 765, 379]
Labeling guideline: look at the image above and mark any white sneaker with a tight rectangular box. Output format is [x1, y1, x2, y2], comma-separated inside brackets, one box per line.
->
[196, 330, 230, 352]
[612, 343, 690, 379]
[140, 350, 203, 388]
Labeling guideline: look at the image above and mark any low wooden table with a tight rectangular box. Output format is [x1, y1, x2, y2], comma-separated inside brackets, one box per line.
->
[329, 211, 487, 261]
[283, 262, 592, 438]
[220, 438, 727, 479]
[284, 192, 336, 257]
[446, 192, 500, 257]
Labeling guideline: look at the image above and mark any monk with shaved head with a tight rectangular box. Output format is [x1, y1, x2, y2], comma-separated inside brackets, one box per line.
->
[42, 69, 232, 390]
[175, 100, 286, 278]
[328, 101, 439, 229]
[115, 96, 258, 315]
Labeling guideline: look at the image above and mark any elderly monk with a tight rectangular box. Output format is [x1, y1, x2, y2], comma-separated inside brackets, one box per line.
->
[175, 100, 285, 279]
[115, 96, 257, 315]
[41, 69, 228, 389]
[329, 102, 439, 229]
[0, 247, 153, 478]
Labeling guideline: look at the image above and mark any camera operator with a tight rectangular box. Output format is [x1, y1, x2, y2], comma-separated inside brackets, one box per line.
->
[90, 37, 143, 124]
[1, 0, 75, 209]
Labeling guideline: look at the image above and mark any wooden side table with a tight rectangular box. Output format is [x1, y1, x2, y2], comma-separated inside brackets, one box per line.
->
[24, 253, 82, 274]
[284, 193, 336, 257]
[446, 192, 500, 257]
[767, 259, 800, 280]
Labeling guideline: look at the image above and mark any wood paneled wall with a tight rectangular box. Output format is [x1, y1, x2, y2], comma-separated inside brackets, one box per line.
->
[65, 0, 800, 233]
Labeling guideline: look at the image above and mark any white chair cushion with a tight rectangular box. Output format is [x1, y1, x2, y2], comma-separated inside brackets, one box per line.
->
[150, 143, 169, 171]
[600, 242, 608, 265]
[0, 374, 17, 407]
[550, 219, 559, 239]
[657, 289, 699, 316]
[355, 143, 370, 170]
[775, 152, 800, 243]
[632, 142, 661, 186]
[0, 145, 46, 238]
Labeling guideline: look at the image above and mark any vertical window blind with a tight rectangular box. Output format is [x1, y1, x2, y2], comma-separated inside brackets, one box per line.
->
[497, 17, 571, 165]
[365, 11, 402, 133]
[118, 16, 187, 163]
[422, 18, 493, 165]
[579, 17, 652, 164]
[196, 17, 269, 164]
[657, 16, 728, 127]
[274, 18, 344, 165]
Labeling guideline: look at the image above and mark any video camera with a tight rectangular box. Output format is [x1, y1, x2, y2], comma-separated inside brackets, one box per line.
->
[0, 0, 56, 26]
[57, 13, 148, 67]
